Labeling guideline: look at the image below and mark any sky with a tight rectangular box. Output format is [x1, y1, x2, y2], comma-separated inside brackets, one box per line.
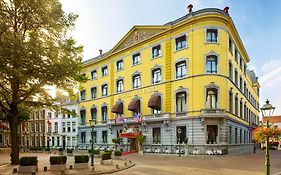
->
[60, 0, 281, 116]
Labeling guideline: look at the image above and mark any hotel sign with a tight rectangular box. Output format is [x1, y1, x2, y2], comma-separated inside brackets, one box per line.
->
[120, 86, 159, 98]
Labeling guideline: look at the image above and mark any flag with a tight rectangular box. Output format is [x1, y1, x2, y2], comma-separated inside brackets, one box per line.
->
[134, 112, 140, 123]
[115, 114, 119, 124]
[47, 120, 51, 126]
[121, 115, 125, 122]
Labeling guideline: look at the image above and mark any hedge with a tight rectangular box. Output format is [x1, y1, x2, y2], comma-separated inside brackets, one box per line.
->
[88, 149, 100, 155]
[102, 152, 111, 160]
[45, 148, 51, 151]
[50, 156, 67, 165]
[58, 148, 64, 152]
[67, 149, 73, 153]
[19, 157, 38, 166]
[74, 155, 89, 163]
[114, 151, 122, 156]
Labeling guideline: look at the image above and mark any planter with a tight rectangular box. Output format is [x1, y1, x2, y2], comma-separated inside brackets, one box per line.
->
[100, 159, 113, 165]
[50, 164, 66, 171]
[114, 156, 123, 160]
[59, 151, 64, 155]
[18, 165, 37, 173]
[67, 153, 73, 156]
[74, 163, 89, 169]
[94, 154, 101, 158]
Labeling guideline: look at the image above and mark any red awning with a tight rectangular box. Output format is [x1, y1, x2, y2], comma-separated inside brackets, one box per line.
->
[128, 99, 140, 112]
[148, 95, 161, 110]
[119, 132, 141, 138]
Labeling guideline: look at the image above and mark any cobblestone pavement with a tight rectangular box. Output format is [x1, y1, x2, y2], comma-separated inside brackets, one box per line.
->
[0, 152, 132, 175]
[113, 150, 281, 175]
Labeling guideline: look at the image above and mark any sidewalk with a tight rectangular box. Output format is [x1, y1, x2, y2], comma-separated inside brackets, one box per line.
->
[0, 152, 134, 175]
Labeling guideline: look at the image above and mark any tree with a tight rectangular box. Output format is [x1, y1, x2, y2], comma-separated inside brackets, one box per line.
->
[252, 127, 281, 143]
[0, 0, 84, 164]
[136, 135, 146, 154]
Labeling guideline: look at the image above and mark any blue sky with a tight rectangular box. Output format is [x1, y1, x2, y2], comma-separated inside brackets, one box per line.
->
[60, 0, 281, 115]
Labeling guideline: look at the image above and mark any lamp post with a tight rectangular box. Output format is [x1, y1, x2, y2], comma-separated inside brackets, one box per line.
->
[89, 119, 96, 167]
[177, 128, 182, 157]
[260, 99, 275, 175]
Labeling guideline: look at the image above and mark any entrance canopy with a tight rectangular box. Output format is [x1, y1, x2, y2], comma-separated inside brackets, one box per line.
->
[119, 132, 141, 138]
[148, 95, 161, 110]
[111, 102, 123, 114]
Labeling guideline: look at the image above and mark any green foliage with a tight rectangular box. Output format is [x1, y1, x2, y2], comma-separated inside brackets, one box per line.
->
[252, 127, 281, 143]
[74, 155, 89, 163]
[19, 157, 38, 166]
[114, 151, 122, 156]
[136, 135, 146, 145]
[45, 148, 51, 152]
[102, 152, 112, 160]
[58, 148, 64, 152]
[88, 149, 100, 155]
[112, 138, 121, 144]
[67, 149, 73, 153]
[50, 156, 67, 165]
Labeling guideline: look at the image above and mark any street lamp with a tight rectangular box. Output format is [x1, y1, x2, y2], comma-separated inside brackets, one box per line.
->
[89, 119, 96, 167]
[260, 99, 275, 175]
[177, 128, 182, 157]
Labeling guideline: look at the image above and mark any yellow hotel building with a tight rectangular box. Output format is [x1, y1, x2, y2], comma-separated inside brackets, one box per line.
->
[78, 7, 260, 154]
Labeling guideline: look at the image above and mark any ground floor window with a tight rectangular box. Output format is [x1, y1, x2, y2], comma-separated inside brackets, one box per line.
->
[229, 126, 232, 144]
[235, 128, 238, 144]
[153, 127, 161, 144]
[102, 131, 107, 143]
[177, 126, 187, 144]
[57, 137, 60, 146]
[207, 125, 218, 144]
[0, 134, 3, 144]
[92, 131, 97, 143]
[81, 132, 86, 143]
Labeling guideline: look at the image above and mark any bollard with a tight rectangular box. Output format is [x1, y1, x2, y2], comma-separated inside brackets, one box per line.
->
[91, 166, 95, 172]
[61, 169, 65, 175]
[69, 165, 73, 169]
[129, 160, 132, 164]
[12, 168, 17, 173]
[31, 171, 35, 175]
[124, 162, 127, 167]
[44, 167, 47, 171]
[116, 164, 119, 169]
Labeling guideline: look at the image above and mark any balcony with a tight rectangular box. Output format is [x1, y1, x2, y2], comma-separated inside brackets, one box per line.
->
[143, 113, 170, 122]
[201, 109, 226, 117]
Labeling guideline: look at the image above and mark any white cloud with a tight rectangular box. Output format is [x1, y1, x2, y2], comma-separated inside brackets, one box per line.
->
[259, 59, 281, 86]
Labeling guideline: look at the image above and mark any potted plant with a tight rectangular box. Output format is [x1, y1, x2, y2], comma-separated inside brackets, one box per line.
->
[100, 152, 112, 165]
[58, 148, 64, 155]
[74, 155, 89, 169]
[136, 135, 146, 154]
[67, 149, 73, 156]
[18, 157, 38, 173]
[88, 149, 101, 158]
[45, 147, 51, 153]
[112, 138, 121, 150]
[50, 156, 67, 171]
[114, 150, 123, 160]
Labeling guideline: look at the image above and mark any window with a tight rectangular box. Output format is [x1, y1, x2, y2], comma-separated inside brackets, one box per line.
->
[206, 88, 218, 109]
[67, 122, 71, 132]
[132, 53, 141, 65]
[239, 76, 243, 90]
[244, 64, 247, 75]
[229, 126, 232, 144]
[176, 126, 187, 144]
[235, 128, 238, 144]
[153, 108, 161, 114]
[132, 74, 141, 89]
[234, 69, 238, 86]
[207, 125, 218, 144]
[240, 129, 242, 143]
[152, 68, 161, 84]
[90, 87, 97, 99]
[229, 38, 233, 54]
[240, 100, 243, 119]
[92, 131, 97, 143]
[48, 112, 52, 118]
[244, 104, 247, 122]
[235, 48, 238, 63]
[101, 106, 107, 123]
[81, 132, 86, 143]
[206, 55, 218, 73]
[80, 109, 86, 125]
[175, 35, 187, 50]
[80, 90, 86, 101]
[101, 84, 108, 96]
[229, 91, 233, 113]
[240, 56, 243, 70]
[101, 66, 108, 76]
[244, 82, 246, 95]
[102, 131, 107, 143]
[116, 79, 124, 93]
[175, 61, 187, 78]
[62, 122, 66, 132]
[72, 122, 76, 132]
[176, 91, 187, 112]
[90, 107, 97, 120]
[91, 70, 97, 80]
[152, 45, 161, 58]
[152, 127, 161, 144]
[235, 96, 238, 116]
[54, 122, 58, 133]
[116, 60, 123, 71]
[229, 61, 233, 80]
[206, 29, 218, 43]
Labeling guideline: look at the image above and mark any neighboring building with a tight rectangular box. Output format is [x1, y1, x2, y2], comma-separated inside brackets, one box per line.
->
[20, 109, 46, 148]
[0, 122, 10, 147]
[46, 101, 78, 149]
[78, 7, 260, 154]
[262, 116, 281, 150]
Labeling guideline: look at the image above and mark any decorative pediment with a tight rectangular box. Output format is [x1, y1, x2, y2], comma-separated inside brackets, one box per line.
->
[110, 26, 168, 54]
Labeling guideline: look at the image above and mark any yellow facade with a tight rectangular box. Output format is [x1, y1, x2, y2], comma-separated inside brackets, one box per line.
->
[78, 8, 260, 153]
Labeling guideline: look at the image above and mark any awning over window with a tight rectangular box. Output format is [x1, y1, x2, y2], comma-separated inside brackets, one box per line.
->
[111, 102, 123, 114]
[128, 99, 140, 112]
[148, 95, 161, 110]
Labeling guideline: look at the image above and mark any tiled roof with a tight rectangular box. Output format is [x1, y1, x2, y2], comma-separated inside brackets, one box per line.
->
[262, 116, 281, 123]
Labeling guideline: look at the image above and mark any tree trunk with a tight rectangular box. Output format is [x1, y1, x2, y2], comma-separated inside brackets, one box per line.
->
[9, 107, 20, 165]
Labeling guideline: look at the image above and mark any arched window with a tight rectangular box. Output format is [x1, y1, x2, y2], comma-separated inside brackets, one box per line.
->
[101, 106, 107, 123]
[116, 78, 124, 93]
[80, 109, 86, 125]
[132, 73, 141, 89]
[90, 107, 97, 120]
[175, 60, 187, 79]
[152, 68, 161, 84]
[229, 60, 233, 80]
[206, 88, 218, 109]
[206, 55, 218, 73]
[101, 84, 108, 96]
[229, 90, 233, 113]
[176, 91, 187, 112]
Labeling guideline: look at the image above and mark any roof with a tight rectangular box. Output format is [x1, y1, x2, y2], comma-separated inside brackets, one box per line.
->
[262, 116, 281, 123]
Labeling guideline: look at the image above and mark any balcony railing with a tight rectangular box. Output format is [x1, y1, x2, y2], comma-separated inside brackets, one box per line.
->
[143, 113, 170, 122]
[201, 109, 226, 116]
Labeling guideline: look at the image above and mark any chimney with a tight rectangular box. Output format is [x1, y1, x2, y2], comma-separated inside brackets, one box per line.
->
[187, 4, 193, 13]
[223, 6, 229, 14]
[99, 49, 103, 55]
